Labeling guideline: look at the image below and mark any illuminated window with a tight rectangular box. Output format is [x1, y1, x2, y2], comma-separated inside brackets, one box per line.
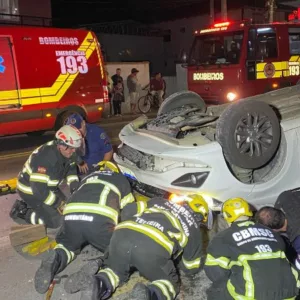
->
[289, 28, 300, 55]
[0, 0, 18, 20]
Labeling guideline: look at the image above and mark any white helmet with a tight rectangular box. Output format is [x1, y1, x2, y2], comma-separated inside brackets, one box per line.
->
[55, 125, 82, 148]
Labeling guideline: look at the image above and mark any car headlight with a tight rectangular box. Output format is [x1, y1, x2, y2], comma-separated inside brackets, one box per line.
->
[171, 172, 209, 188]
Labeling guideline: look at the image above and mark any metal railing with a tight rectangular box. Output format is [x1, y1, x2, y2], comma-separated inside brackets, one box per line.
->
[0, 13, 52, 27]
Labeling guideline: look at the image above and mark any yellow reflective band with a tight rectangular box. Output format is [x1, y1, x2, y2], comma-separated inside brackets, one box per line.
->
[152, 279, 176, 298]
[182, 256, 201, 270]
[98, 268, 120, 290]
[116, 221, 174, 255]
[67, 175, 79, 185]
[120, 193, 135, 209]
[63, 203, 118, 224]
[25, 161, 32, 174]
[99, 185, 110, 206]
[54, 243, 75, 264]
[30, 173, 49, 183]
[237, 221, 254, 227]
[16, 181, 33, 195]
[30, 212, 37, 224]
[44, 191, 56, 206]
[291, 267, 300, 288]
[48, 179, 59, 187]
[135, 201, 147, 216]
[147, 207, 187, 247]
[152, 281, 171, 300]
[205, 254, 230, 269]
[83, 179, 121, 198]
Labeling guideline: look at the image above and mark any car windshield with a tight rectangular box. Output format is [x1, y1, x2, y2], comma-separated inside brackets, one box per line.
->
[189, 30, 244, 65]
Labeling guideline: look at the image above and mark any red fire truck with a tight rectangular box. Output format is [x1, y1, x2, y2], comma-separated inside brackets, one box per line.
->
[0, 26, 108, 136]
[188, 19, 300, 103]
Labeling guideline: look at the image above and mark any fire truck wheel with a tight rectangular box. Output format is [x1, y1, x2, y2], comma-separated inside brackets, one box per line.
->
[157, 91, 206, 116]
[216, 99, 281, 170]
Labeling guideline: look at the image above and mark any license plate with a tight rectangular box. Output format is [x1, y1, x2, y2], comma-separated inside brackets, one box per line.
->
[118, 165, 137, 181]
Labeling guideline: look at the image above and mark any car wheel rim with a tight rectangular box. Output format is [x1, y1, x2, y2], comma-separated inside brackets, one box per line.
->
[234, 112, 273, 158]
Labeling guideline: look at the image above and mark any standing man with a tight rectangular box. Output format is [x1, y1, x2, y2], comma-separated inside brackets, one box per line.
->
[111, 68, 123, 87]
[9, 125, 82, 228]
[65, 113, 113, 175]
[34, 161, 135, 294]
[127, 68, 139, 114]
[204, 197, 300, 300]
[69, 195, 211, 300]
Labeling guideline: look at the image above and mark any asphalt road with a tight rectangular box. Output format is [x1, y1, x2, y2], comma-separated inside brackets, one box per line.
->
[0, 111, 212, 300]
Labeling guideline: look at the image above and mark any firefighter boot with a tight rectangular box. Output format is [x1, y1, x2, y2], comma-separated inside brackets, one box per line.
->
[131, 283, 159, 300]
[9, 199, 28, 220]
[34, 249, 67, 294]
[80, 274, 113, 300]
[64, 259, 102, 294]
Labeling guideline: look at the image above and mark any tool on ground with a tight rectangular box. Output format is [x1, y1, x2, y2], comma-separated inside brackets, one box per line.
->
[0, 177, 17, 195]
[22, 236, 57, 256]
[46, 275, 68, 300]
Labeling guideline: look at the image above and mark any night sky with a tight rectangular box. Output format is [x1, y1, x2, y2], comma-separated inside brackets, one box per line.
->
[51, 0, 288, 27]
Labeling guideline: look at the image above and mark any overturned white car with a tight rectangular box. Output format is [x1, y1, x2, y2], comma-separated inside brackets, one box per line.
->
[114, 86, 300, 211]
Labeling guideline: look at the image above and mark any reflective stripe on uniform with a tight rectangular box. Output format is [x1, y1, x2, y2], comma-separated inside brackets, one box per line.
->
[98, 268, 120, 290]
[205, 254, 230, 269]
[99, 186, 110, 206]
[29, 212, 44, 225]
[17, 181, 33, 195]
[115, 221, 174, 255]
[63, 203, 119, 224]
[54, 243, 75, 264]
[120, 192, 135, 209]
[226, 251, 286, 299]
[30, 173, 59, 188]
[291, 266, 300, 288]
[83, 179, 121, 199]
[151, 279, 176, 300]
[67, 175, 79, 185]
[182, 256, 201, 270]
[44, 191, 56, 206]
[236, 221, 254, 227]
[147, 207, 187, 247]
[135, 201, 147, 216]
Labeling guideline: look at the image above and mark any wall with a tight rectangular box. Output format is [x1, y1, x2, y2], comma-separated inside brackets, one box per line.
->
[98, 33, 164, 76]
[18, 0, 51, 18]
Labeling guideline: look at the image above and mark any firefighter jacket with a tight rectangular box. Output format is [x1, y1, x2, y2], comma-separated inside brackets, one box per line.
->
[63, 170, 135, 225]
[120, 197, 204, 275]
[275, 188, 300, 242]
[17, 141, 79, 209]
[204, 220, 300, 300]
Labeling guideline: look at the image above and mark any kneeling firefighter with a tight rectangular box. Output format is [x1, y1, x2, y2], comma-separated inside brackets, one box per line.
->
[34, 161, 135, 294]
[71, 194, 212, 300]
[204, 197, 300, 300]
[10, 125, 82, 228]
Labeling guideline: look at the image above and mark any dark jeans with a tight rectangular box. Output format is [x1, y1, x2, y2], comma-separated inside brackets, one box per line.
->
[113, 101, 121, 115]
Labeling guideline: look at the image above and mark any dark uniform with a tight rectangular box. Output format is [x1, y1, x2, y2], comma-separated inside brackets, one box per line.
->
[15, 141, 79, 228]
[90, 197, 204, 300]
[34, 169, 134, 294]
[204, 220, 300, 300]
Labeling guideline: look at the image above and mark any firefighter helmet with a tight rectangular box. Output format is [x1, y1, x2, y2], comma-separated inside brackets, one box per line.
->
[222, 197, 253, 223]
[97, 161, 119, 173]
[55, 125, 82, 148]
[187, 194, 209, 222]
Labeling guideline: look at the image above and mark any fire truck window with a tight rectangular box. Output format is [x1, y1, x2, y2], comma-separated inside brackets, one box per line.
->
[188, 31, 243, 65]
[288, 28, 300, 55]
[256, 28, 278, 59]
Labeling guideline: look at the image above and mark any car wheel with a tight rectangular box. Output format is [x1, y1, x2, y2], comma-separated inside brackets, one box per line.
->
[158, 90, 206, 116]
[216, 99, 281, 169]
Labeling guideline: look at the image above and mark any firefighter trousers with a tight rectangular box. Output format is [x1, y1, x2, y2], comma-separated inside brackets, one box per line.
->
[55, 215, 115, 262]
[97, 229, 180, 300]
[18, 190, 61, 228]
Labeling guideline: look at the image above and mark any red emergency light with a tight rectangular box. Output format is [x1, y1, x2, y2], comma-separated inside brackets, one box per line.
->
[288, 8, 300, 21]
[214, 21, 230, 27]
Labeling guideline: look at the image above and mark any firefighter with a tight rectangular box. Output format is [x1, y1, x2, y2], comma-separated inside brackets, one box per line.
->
[65, 113, 113, 175]
[9, 125, 82, 229]
[34, 161, 135, 294]
[69, 194, 211, 300]
[204, 197, 300, 300]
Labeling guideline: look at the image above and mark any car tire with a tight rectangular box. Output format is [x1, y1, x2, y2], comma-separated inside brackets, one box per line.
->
[216, 99, 281, 169]
[157, 90, 206, 116]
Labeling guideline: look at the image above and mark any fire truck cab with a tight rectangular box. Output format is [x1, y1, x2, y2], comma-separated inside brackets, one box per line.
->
[0, 26, 108, 136]
[188, 19, 300, 103]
